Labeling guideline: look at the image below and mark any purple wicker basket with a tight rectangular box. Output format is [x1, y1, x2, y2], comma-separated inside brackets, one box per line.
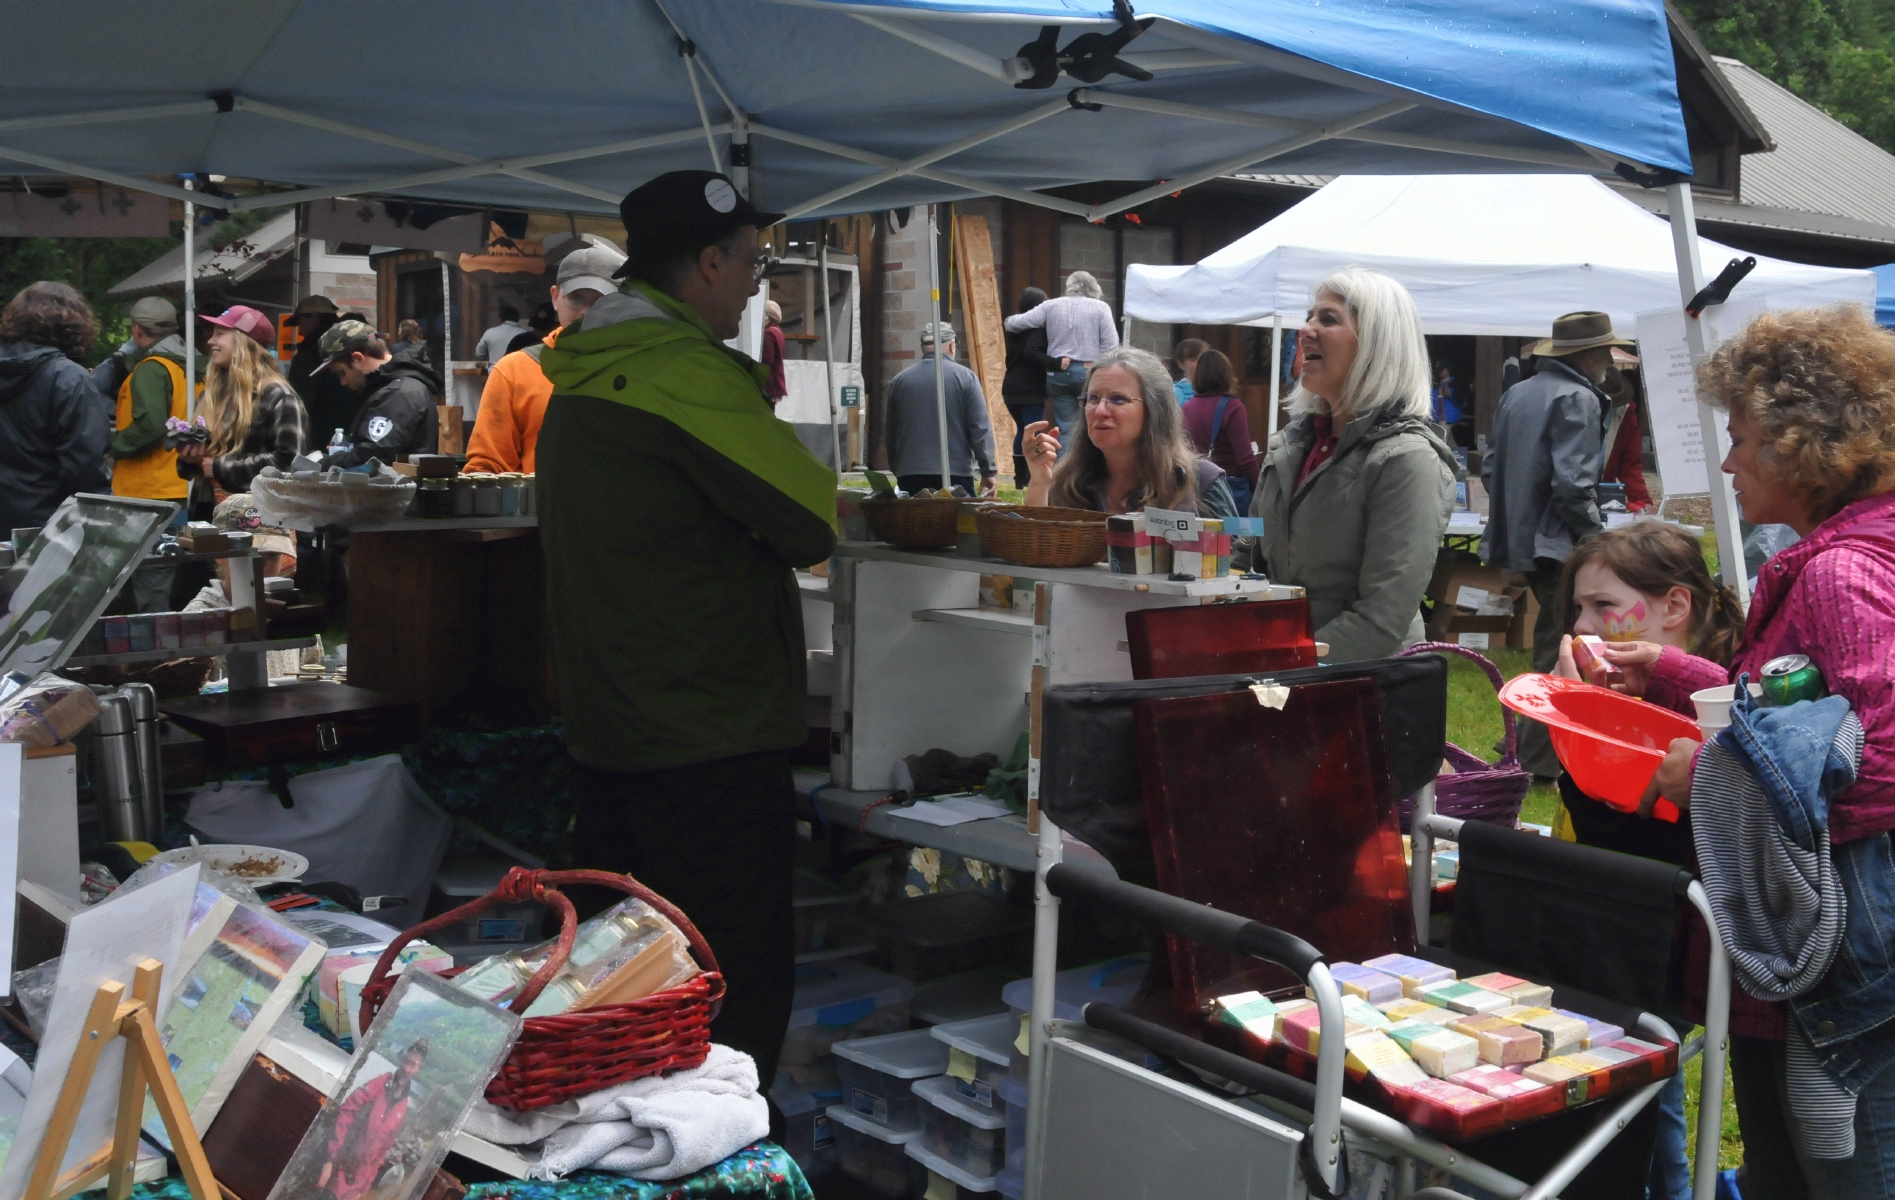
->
[1396, 641, 1534, 833]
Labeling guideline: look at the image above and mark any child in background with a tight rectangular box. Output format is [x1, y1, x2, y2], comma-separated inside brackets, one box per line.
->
[1548, 521, 1742, 1200]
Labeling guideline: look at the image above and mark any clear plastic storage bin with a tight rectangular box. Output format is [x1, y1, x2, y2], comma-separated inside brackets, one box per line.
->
[794, 869, 868, 959]
[868, 889, 1031, 981]
[998, 1074, 1027, 1177]
[1001, 955, 1147, 1077]
[778, 960, 915, 1089]
[996, 1165, 1024, 1200]
[907, 1141, 998, 1197]
[911, 968, 1013, 1026]
[771, 1075, 842, 1178]
[828, 1103, 920, 1196]
[914, 1075, 1008, 1177]
[930, 1013, 1016, 1109]
[834, 1027, 949, 1132]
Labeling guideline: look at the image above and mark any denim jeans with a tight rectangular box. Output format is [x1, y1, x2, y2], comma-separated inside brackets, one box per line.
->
[1648, 1071, 1690, 1199]
[1046, 363, 1089, 457]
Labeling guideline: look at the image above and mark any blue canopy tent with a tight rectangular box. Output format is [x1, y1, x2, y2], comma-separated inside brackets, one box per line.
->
[1876, 264, 1895, 326]
[0, 6, 1732, 1197]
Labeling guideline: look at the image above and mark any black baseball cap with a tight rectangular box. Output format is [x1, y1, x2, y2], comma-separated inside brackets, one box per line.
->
[614, 170, 784, 279]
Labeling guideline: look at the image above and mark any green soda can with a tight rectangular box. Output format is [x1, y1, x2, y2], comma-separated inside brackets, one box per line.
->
[1760, 654, 1827, 706]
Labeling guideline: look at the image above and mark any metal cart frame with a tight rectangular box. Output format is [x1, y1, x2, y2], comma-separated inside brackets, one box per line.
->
[1022, 781, 1733, 1200]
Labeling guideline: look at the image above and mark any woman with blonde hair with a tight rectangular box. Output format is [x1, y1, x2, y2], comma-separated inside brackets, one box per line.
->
[1020, 345, 1237, 519]
[176, 305, 307, 497]
[1245, 266, 1455, 662]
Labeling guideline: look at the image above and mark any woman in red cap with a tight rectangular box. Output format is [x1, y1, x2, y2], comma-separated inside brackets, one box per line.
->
[178, 305, 308, 499]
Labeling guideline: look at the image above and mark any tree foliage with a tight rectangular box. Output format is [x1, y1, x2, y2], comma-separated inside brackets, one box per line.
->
[1678, 0, 1895, 152]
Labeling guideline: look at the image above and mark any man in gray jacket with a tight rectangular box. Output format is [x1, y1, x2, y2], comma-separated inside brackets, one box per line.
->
[1482, 310, 1629, 775]
[883, 323, 996, 495]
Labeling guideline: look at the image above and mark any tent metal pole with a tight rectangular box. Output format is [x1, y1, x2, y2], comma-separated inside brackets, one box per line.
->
[0, 99, 219, 135]
[0, 145, 219, 208]
[440, 258, 453, 401]
[1664, 182, 1748, 604]
[1268, 313, 1283, 442]
[821, 238, 842, 472]
[183, 184, 196, 421]
[1086, 99, 1415, 222]
[682, 52, 725, 174]
[747, 122, 1094, 219]
[1073, 90, 1600, 174]
[730, 114, 751, 201]
[782, 97, 1072, 220]
[928, 205, 951, 491]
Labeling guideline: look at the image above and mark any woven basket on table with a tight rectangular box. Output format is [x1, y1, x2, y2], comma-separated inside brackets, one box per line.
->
[1395, 641, 1534, 833]
[862, 496, 963, 550]
[977, 505, 1110, 568]
[359, 867, 723, 1112]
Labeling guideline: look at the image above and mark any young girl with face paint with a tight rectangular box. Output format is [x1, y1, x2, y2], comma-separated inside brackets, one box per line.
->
[1549, 522, 1744, 859]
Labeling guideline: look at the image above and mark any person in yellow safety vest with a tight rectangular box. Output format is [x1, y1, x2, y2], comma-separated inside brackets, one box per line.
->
[112, 295, 198, 609]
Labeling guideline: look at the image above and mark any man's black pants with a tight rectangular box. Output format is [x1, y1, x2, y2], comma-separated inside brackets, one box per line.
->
[570, 749, 797, 1086]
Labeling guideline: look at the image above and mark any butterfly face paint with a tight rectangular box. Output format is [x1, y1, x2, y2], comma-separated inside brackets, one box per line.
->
[1601, 599, 1649, 642]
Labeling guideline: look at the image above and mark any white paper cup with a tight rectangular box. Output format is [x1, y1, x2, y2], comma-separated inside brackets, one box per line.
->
[1692, 683, 1762, 728]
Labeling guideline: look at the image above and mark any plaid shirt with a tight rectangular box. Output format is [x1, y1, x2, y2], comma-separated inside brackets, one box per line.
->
[207, 380, 308, 493]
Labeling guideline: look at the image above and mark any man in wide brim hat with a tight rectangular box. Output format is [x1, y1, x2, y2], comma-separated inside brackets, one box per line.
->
[1482, 310, 1625, 777]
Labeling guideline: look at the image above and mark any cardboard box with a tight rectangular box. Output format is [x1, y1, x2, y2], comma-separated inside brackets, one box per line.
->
[1507, 587, 1541, 650]
[1425, 550, 1526, 647]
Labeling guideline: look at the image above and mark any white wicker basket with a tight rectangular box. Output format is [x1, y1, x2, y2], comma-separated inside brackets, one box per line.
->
[251, 474, 416, 530]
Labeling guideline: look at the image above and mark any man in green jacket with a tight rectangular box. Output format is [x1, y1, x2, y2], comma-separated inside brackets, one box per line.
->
[538, 171, 835, 1089]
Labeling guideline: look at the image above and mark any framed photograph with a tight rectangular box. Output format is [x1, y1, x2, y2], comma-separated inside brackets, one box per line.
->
[266, 970, 521, 1200]
[144, 901, 325, 1146]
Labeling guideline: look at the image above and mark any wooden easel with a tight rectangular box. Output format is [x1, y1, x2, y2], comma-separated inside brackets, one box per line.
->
[23, 958, 217, 1200]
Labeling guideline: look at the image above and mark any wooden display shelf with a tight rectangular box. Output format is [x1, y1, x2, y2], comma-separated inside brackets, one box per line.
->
[63, 636, 318, 669]
[912, 607, 1032, 635]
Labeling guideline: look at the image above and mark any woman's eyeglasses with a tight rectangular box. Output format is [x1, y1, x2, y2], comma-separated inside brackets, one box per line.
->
[1083, 392, 1142, 409]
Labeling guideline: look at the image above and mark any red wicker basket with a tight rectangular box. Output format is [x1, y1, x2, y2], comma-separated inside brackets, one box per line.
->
[359, 867, 724, 1111]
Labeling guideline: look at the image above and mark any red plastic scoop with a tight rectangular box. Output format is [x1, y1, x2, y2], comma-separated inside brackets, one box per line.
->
[1496, 673, 1698, 823]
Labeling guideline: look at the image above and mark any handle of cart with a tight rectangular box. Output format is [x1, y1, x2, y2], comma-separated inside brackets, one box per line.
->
[1031, 794, 1732, 1200]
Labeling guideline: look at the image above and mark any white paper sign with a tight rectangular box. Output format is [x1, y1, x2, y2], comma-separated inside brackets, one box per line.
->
[1457, 632, 1492, 650]
[1453, 585, 1491, 612]
[0, 865, 198, 1198]
[1635, 298, 1770, 498]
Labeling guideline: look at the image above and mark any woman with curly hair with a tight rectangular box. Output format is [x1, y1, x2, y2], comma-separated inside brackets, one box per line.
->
[0, 281, 110, 530]
[1601, 304, 1895, 1195]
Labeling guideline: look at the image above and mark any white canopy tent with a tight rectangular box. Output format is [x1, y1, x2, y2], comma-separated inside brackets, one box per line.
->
[1123, 174, 1874, 333]
[1125, 174, 1877, 597]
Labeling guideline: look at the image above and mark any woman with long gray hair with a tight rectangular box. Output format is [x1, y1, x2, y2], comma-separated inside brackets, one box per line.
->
[1245, 266, 1455, 662]
[1021, 345, 1237, 518]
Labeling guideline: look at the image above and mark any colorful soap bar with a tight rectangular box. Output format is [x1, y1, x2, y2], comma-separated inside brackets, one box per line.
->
[1345, 1031, 1428, 1087]
[1520, 1014, 1590, 1058]
[1390, 1078, 1507, 1140]
[1555, 1009, 1623, 1050]
[1341, 994, 1393, 1030]
[1410, 1029, 1481, 1078]
[1462, 972, 1554, 1007]
[1383, 1019, 1438, 1054]
[1322, 963, 1403, 1005]
[1450, 1064, 1562, 1122]
[1280, 1005, 1363, 1055]
[1494, 1005, 1556, 1024]
[1378, 998, 1448, 1023]
[1450, 1016, 1544, 1066]
[1273, 998, 1315, 1042]
[1417, 980, 1510, 1015]
[1525, 1058, 1589, 1087]
[1363, 953, 1456, 998]
[1214, 991, 1279, 1040]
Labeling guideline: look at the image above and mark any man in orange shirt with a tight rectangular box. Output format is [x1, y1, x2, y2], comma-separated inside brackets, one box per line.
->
[464, 241, 626, 473]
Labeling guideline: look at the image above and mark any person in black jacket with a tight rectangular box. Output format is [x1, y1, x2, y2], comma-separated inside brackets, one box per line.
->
[1001, 286, 1055, 488]
[0, 282, 110, 530]
[317, 320, 440, 467]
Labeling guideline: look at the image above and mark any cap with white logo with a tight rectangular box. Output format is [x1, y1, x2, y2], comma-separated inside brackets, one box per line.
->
[615, 170, 784, 280]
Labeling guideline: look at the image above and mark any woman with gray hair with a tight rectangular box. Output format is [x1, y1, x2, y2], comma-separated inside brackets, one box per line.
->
[1004, 270, 1120, 451]
[1021, 345, 1237, 518]
[1245, 266, 1455, 662]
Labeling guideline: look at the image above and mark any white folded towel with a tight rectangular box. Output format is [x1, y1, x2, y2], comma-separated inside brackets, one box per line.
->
[461, 1044, 768, 1182]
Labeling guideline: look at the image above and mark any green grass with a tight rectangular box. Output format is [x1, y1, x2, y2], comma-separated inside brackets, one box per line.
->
[1443, 645, 1743, 1171]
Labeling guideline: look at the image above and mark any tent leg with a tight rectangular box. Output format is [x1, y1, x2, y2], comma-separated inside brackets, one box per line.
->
[1664, 182, 1748, 605]
[183, 184, 195, 420]
[440, 259, 453, 412]
[927, 205, 950, 491]
[821, 238, 841, 472]
[1268, 313, 1283, 442]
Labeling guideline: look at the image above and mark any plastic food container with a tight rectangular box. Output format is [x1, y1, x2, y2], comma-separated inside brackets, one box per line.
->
[771, 1076, 842, 1178]
[914, 1074, 1009, 1177]
[998, 1074, 1027, 1176]
[996, 1165, 1024, 1200]
[1001, 956, 1147, 1077]
[828, 1102, 920, 1195]
[868, 889, 1032, 982]
[834, 1027, 950, 1131]
[912, 968, 1013, 1026]
[794, 869, 868, 959]
[930, 1013, 1015, 1109]
[1497, 673, 1698, 822]
[907, 1140, 998, 1196]
[779, 960, 916, 1089]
